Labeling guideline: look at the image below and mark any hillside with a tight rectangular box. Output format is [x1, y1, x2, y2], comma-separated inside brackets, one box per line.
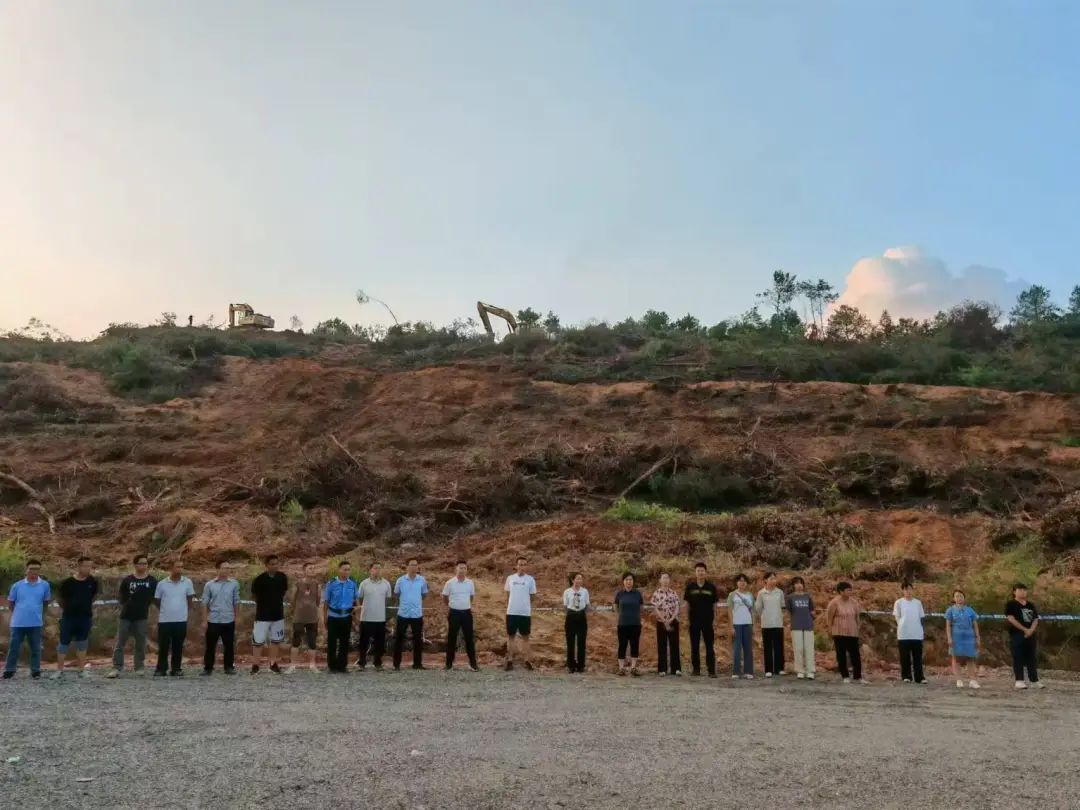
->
[2, 354, 1080, 669]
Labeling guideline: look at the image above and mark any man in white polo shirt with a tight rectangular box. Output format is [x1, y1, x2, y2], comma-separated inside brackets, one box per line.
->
[504, 556, 536, 671]
[442, 560, 479, 671]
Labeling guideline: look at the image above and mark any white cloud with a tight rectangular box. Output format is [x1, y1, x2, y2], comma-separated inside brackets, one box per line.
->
[832, 246, 1028, 320]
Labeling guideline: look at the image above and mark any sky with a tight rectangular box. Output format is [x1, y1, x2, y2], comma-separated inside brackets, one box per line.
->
[1, 1, 1078, 338]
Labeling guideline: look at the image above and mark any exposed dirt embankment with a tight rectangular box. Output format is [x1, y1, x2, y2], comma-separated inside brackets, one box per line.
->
[2, 357, 1079, 668]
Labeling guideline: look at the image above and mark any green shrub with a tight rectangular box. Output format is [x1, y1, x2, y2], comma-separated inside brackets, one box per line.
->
[603, 498, 685, 527]
[1060, 436, 1080, 448]
[0, 538, 29, 588]
[827, 540, 878, 577]
[281, 497, 306, 523]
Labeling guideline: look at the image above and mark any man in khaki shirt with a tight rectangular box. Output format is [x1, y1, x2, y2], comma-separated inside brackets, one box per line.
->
[287, 563, 322, 673]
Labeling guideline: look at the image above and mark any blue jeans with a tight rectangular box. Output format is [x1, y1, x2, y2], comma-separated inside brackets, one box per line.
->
[732, 624, 754, 675]
[5, 626, 43, 674]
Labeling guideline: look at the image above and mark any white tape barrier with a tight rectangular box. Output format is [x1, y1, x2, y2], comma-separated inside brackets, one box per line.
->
[1, 601, 1078, 621]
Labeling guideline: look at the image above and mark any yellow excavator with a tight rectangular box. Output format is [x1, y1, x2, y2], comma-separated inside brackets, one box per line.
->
[228, 303, 275, 329]
[476, 301, 517, 339]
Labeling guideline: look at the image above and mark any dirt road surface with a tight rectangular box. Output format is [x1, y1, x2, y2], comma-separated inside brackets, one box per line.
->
[3, 670, 1078, 810]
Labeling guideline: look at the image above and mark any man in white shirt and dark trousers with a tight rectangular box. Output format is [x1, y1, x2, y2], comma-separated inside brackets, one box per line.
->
[504, 556, 537, 671]
[442, 561, 479, 671]
[894, 581, 927, 684]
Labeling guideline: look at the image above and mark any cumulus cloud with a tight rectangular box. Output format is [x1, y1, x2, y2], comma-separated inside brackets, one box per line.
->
[832, 246, 1029, 320]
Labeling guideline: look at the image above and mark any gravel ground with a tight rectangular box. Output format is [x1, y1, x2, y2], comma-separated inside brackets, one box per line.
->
[2, 669, 1078, 810]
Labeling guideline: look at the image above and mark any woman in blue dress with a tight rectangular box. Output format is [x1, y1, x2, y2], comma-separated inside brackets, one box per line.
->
[944, 589, 980, 689]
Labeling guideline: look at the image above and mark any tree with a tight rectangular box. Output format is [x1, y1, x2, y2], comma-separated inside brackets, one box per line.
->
[757, 270, 798, 317]
[797, 279, 838, 335]
[1010, 285, 1060, 325]
[673, 313, 702, 332]
[825, 305, 872, 342]
[157, 312, 177, 327]
[935, 301, 1002, 350]
[1069, 285, 1080, 316]
[289, 315, 303, 331]
[312, 317, 353, 338]
[516, 307, 541, 330]
[640, 309, 671, 333]
[877, 310, 895, 339]
[542, 311, 561, 334]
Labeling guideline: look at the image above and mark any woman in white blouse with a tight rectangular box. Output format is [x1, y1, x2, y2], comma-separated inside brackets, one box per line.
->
[562, 573, 590, 673]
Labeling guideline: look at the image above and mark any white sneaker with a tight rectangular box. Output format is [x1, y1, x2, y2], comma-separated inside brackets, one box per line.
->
[968, 680, 980, 689]
[731, 674, 739, 679]
[1032, 681, 1045, 690]
[1014, 680, 1027, 689]
[858, 678, 870, 685]
[285, 666, 296, 674]
[779, 670, 787, 676]
[807, 673, 815, 680]
[903, 678, 911, 683]
[743, 674, 754, 680]
[842, 677, 851, 684]
[765, 672, 773, 679]
[309, 665, 319, 673]
[105, 669, 120, 679]
[796, 673, 805, 679]
[956, 679, 964, 688]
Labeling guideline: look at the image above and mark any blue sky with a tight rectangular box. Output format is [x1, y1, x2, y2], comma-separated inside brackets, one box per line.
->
[1, 1, 1077, 337]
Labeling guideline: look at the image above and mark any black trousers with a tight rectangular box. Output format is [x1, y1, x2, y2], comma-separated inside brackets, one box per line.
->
[357, 621, 387, 667]
[762, 627, 784, 675]
[565, 611, 587, 672]
[616, 625, 641, 660]
[393, 617, 424, 668]
[156, 621, 187, 674]
[1010, 634, 1039, 682]
[203, 622, 235, 672]
[898, 639, 925, 682]
[689, 621, 716, 675]
[833, 635, 862, 680]
[446, 609, 478, 667]
[656, 620, 682, 674]
[326, 615, 353, 672]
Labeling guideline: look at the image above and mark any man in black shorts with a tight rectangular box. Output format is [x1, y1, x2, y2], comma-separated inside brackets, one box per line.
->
[503, 556, 537, 671]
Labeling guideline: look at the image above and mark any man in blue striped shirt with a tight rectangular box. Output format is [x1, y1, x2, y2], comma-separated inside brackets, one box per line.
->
[322, 561, 359, 673]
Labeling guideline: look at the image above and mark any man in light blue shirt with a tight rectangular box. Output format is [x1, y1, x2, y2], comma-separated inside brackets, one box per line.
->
[4, 559, 51, 679]
[392, 558, 428, 670]
[322, 561, 359, 673]
[201, 560, 240, 676]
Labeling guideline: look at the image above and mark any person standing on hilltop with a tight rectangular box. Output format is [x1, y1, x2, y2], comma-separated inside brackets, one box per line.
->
[287, 563, 322, 674]
[755, 571, 785, 678]
[357, 562, 392, 670]
[106, 555, 158, 678]
[1005, 583, 1044, 690]
[52, 556, 98, 679]
[825, 582, 866, 684]
[614, 573, 644, 676]
[944, 589, 980, 689]
[728, 574, 755, 680]
[504, 556, 537, 671]
[893, 581, 927, 684]
[200, 560, 240, 676]
[323, 560, 359, 673]
[393, 558, 429, 670]
[682, 562, 719, 678]
[3, 559, 51, 680]
[562, 572, 590, 673]
[651, 572, 682, 677]
[250, 555, 288, 675]
[786, 577, 816, 680]
[153, 559, 195, 677]
[442, 560, 479, 671]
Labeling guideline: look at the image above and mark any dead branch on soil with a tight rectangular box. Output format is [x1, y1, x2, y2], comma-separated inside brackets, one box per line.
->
[613, 455, 674, 503]
[123, 485, 174, 512]
[0, 471, 56, 534]
[329, 433, 365, 470]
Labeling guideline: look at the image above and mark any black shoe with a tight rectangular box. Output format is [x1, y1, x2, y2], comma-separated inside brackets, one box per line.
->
[169, 670, 183, 677]
[153, 670, 167, 677]
[708, 672, 718, 679]
[250, 665, 260, 675]
[504, 661, 514, 672]
[269, 664, 282, 674]
[373, 664, 383, 671]
[31, 671, 41, 679]
[200, 669, 212, 677]
[524, 661, 534, 671]
[224, 668, 236, 675]
[2, 672, 13, 680]
[691, 670, 701, 677]
[393, 665, 401, 671]
[412, 664, 426, 671]
[445, 664, 453, 671]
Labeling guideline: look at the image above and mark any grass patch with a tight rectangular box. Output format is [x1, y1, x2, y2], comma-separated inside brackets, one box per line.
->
[603, 498, 686, 527]
[280, 497, 306, 524]
[1060, 436, 1080, 448]
[827, 539, 879, 577]
[0, 537, 29, 588]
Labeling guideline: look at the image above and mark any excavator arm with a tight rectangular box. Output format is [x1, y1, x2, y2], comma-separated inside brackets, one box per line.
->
[476, 301, 517, 338]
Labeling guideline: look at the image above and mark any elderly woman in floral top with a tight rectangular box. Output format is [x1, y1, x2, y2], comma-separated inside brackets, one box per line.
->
[651, 573, 683, 676]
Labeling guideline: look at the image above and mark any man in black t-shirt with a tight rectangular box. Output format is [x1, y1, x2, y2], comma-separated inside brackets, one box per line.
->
[54, 556, 99, 679]
[107, 554, 159, 678]
[1005, 583, 1043, 690]
[682, 562, 719, 677]
[250, 555, 288, 674]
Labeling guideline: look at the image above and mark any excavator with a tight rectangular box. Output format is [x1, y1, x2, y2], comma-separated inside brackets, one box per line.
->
[476, 301, 517, 339]
[228, 303, 275, 330]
